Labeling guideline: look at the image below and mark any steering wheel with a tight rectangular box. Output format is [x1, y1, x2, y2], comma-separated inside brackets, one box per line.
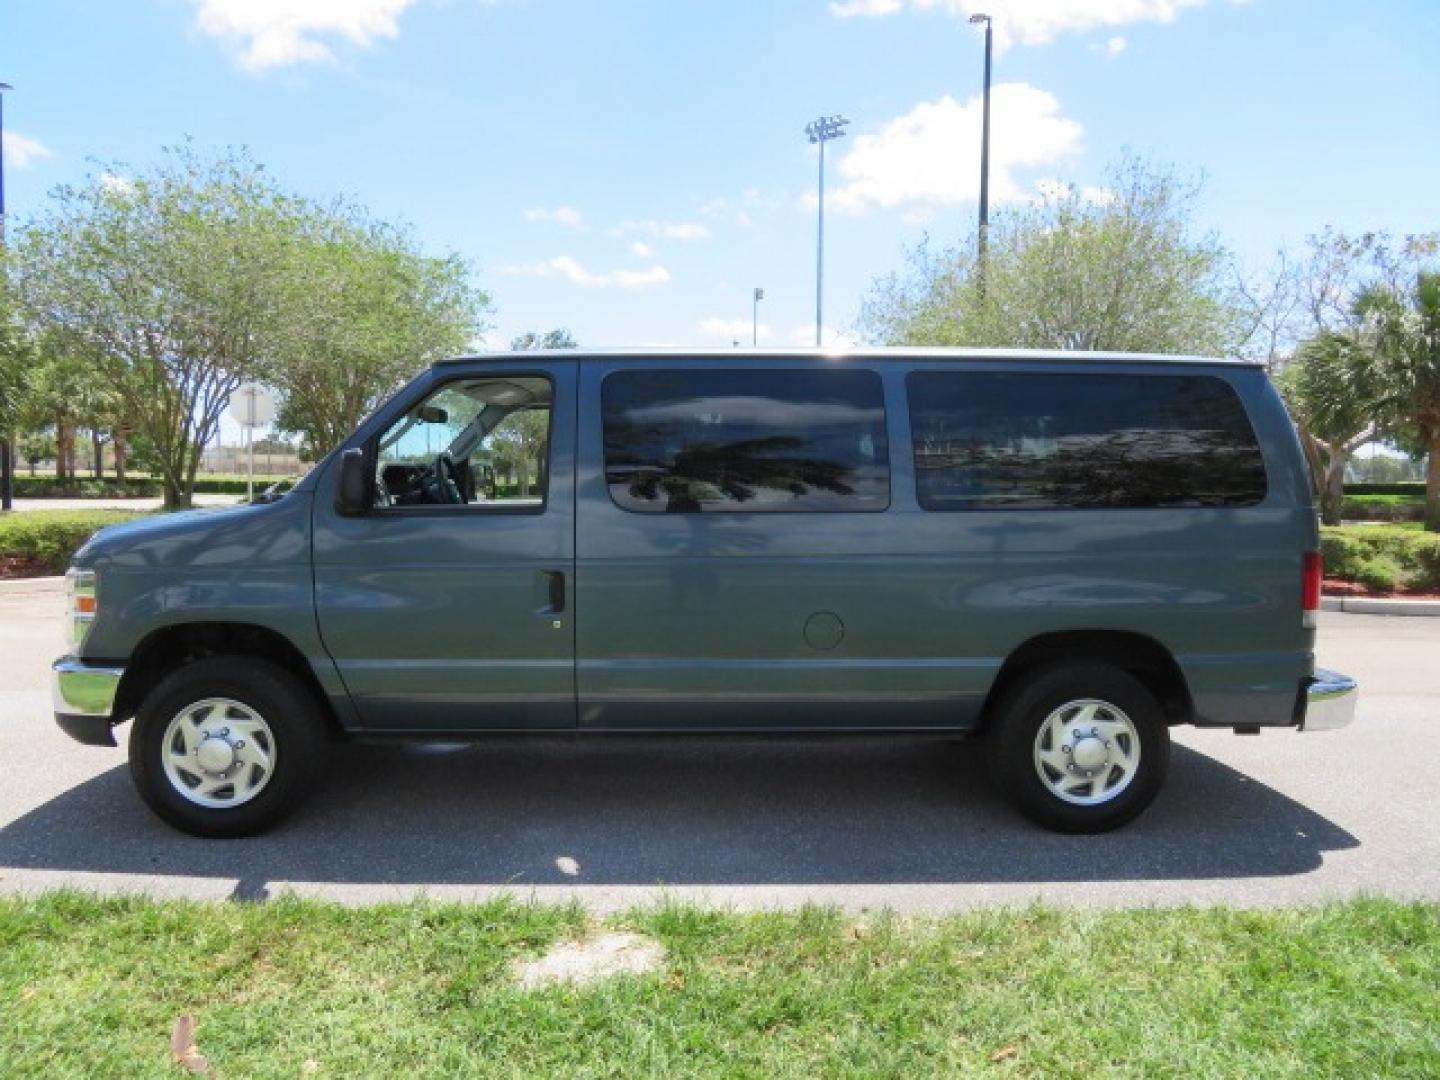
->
[432, 453, 463, 505]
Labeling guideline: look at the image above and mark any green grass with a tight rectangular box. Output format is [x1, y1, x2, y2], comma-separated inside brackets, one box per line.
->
[2, 894, 1436, 1078]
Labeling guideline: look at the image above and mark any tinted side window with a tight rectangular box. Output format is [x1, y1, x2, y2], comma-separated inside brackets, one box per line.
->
[908, 371, 1267, 510]
[602, 369, 890, 513]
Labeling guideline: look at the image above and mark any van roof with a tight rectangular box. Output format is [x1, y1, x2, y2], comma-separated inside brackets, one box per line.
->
[433, 347, 1263, 368]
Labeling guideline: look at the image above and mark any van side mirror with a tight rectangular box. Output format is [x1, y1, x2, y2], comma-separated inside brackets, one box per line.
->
[336, 448, 369, 514]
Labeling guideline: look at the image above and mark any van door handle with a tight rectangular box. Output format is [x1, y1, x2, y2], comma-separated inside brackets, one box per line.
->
[542, 570, 566, 614]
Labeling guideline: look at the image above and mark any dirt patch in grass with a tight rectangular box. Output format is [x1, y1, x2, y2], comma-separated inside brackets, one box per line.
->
[513, 931, 666, 989]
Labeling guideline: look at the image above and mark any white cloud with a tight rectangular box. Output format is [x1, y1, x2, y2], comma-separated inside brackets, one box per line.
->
[499, 255, 671, 290]
[4, 132, 54, 169]
[524, 206, 584, 227]
[189, 0, 419, 71]
[1101, 34, 1128, 55]
[629, 241, 655, 258]
[99, 172, 135, 194]
[615, 219, 711, 241]
[828, 0, 1213, 50]
[700, 317, 771, 342]
[830, 0, 904, 15]
[815, 83, 1083, 215]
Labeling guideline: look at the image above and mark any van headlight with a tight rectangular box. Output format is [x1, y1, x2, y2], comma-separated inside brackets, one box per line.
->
[66, 568, 97, 650]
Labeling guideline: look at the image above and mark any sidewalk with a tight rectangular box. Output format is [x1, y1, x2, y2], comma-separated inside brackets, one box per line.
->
[6, 494, 241, 513]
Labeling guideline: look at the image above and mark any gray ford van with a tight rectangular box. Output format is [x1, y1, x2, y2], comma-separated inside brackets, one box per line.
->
[51, 349, 1357, 837]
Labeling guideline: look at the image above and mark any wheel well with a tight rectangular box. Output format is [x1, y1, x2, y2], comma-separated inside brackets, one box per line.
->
[981, 630, 1193, 727]
[112, 622, 344, 737]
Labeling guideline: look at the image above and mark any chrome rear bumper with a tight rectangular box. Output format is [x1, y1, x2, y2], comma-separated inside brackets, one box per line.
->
[1302, 669, 1358, 732]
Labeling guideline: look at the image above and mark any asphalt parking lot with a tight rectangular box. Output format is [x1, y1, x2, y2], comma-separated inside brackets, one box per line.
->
[1, 579, 1436, 912]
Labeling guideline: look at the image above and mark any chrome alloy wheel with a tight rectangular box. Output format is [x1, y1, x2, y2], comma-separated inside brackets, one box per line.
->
[160, 698, 277, 809]
[1032, 698, 1141, 806]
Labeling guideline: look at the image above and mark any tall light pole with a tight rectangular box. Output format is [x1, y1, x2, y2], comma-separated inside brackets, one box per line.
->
[0, 81, 13, 512]
[752, 287, 764, 346]
[805, 114, 848, 346]
[968, 14, 993, 281]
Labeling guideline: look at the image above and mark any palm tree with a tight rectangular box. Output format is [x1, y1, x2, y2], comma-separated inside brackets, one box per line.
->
[1364, 272, 1440, 531]
[1277, 330, 1386, 525]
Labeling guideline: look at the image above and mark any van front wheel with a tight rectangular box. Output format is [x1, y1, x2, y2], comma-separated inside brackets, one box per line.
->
[986, 664, 1170, 833]
[129, 656, 326, 838]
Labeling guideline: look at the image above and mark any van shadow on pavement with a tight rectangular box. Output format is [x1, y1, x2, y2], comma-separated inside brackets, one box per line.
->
[0, 738, 1356, 893]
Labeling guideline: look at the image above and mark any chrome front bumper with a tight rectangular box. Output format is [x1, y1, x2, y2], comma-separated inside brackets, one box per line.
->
[52, 658, 126, 746]
[1302, 668, 1358, 732]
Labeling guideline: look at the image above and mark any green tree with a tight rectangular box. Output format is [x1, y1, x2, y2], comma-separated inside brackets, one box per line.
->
[0, 291, 37, 498]
[510, 329, 577, 351]
[8, 146, 292, 508]
[19, 431, 55, 476]
[1243, 230, 1437, 510]
[271, 207, 486, 460]
[1276, 332, 1386, 524]
[1366, 272, 1440, 530]
[858, 157, 1242, 355]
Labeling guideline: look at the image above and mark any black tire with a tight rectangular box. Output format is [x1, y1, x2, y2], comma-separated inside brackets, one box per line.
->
[985, 663, 1170, 834]
[129, 656, 327, 838]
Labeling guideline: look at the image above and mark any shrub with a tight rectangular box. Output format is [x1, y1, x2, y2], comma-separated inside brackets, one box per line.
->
[0, 511, 145, 572]
[1408, 534, 1440, 591]
[1320, 531, 1367, 580]
[1343, 482, 1426, 497]
[1320, 524, 1440, 593]
[1353, 556, 1402, 593]
[1341, 494, 1424, 522]
[14, 477, 161, 498]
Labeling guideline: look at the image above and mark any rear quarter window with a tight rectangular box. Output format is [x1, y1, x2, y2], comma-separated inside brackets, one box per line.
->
[602, 368, 890, 513]
[907, 371, 1267, 510]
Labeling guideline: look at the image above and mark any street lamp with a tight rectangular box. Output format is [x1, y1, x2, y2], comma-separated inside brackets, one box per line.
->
[0, 81, 13, 512]
[805, 114, 849, 346]
[752, 287, 764, 346]
[968, 15, 993, 278]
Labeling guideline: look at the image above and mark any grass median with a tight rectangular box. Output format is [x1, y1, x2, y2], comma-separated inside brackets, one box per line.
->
[2, 893, 1436, 1077]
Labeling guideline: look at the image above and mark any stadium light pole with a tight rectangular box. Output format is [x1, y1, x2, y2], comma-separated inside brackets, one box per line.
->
[968, 14, 993, 286]
[752, 287, 764, 346]
[805, 114, 848, 346]
[0, 81, 13, 511]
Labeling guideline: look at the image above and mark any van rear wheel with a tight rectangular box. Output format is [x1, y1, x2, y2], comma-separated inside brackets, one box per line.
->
[129, 656, 326, 838]
[985, 663, 1169, 833]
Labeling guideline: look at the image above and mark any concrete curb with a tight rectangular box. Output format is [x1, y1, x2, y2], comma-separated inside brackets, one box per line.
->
[1321, 595, 1440, 616]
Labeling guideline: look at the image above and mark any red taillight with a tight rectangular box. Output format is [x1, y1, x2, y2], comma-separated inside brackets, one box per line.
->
[1302, 550, 1323, 612]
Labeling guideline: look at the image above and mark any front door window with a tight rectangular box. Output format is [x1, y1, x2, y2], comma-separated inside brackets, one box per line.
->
[374, 376, 552, 510]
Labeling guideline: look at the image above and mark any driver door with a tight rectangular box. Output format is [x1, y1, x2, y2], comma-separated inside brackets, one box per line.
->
[312, 361, 577, 732]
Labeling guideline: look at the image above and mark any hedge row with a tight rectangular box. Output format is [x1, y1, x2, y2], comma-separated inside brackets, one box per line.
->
[12, 477, 160, 497]
[1342, 494, 1425, 522]
[11, 476, 267, 497]
[1321, 525, 1440, 593]
[1342, 483, 1426, 497]
[0, 510, 145, 572]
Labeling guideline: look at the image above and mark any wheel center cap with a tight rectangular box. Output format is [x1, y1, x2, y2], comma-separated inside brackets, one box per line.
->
[196, 737, 236, 774]
[1072, 735, 1108, 770]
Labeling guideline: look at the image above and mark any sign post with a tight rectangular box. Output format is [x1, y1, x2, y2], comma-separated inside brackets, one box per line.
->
[227, 384, 276, 502]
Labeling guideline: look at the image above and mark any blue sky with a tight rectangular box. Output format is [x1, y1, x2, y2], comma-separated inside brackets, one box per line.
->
[4, 0, 1438, 359]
